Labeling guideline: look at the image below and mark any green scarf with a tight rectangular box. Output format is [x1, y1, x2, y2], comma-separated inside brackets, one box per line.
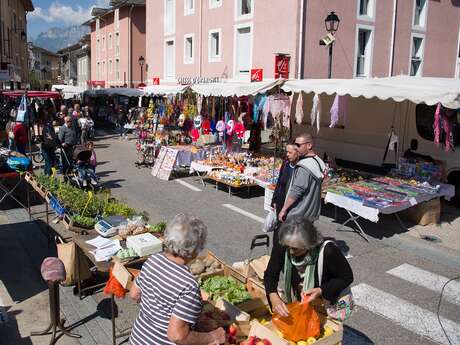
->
[283, 246, 319, 303]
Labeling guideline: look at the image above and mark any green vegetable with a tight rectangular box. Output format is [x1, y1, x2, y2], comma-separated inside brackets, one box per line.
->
[72, 215, 97, 228]
[200, 276, 251, 305]
[148, 221, 167, 233]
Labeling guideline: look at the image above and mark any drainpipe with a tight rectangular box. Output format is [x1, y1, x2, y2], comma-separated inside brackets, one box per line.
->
[128, 5, 134, 87]
[198, 0, 203, 77]
[389, 0, 398, 76]
[297, 0, 306, 79]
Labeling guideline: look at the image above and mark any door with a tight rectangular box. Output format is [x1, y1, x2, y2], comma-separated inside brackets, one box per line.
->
[235, 26, 251, 76]
[165, 40, 175, 79]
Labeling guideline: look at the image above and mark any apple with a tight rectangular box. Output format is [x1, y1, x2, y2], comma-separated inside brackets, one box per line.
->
[262, 339, 272, 345]
[228, 324, 238, 337]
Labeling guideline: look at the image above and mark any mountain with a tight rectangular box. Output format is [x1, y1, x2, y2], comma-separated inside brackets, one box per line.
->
[32, 25, 90, 53]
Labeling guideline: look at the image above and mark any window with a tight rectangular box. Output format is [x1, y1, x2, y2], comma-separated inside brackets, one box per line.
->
[210, 0, 222, 9]
[184, 0, 195, 15]
[234, 25, 252, 76]
[416, 104, 460, 146]
[165, 40, 175, 79]
[109, 59, 113, 74]
[236, 0, 253, 19]
[102, 61, 106, 77]
[102, 36, 105, 51]
[96, 18, 100, 31]
[108, 34, 112, 49]
[358, 0, 374, 19]
[96, 38, 100, 59]
[115, 33, 120, 56]
[355, 26, 373, 77]
[413, 0, 427, 29]
[164, 0, 176, 35]
[209, 29, 221, 62]
[184, 34, 194, 64]
[410, 35, 424, 76]
[115, 8, 120, 29]
[96, 62, 100, 79]
[115, 59, 120, 81]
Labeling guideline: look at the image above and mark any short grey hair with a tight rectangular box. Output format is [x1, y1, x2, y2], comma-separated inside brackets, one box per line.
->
[297, 133, 314, 144]
[163, 213, 207, 259]
[279, 217, 323, 249]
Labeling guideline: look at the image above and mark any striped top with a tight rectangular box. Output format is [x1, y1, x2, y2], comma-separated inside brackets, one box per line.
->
[129, 252, 202, 345]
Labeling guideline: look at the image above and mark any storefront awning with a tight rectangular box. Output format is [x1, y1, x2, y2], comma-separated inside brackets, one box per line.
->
[143, 85, 190, 95]
[51, 85, 85, 99]
[84, 88, 144, 98]
[281, 76, 460, 109]
[191, 79, 285, 97]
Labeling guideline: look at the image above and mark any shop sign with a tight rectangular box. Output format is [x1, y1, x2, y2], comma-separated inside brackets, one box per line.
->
[274, 54, 291, 79]
[87, 80, 106, 88]
[0, 70, 9, 81]
[152, 77, 160, 85]
[250, 69, 263, 82]
[177, 76, 222, 85]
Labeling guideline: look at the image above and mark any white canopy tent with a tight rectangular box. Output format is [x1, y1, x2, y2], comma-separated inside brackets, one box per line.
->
[190, 79, 284, 97]
[51, 85, 85, 99]
[282, 76, 460, 109]
[143, 85, 190, 95]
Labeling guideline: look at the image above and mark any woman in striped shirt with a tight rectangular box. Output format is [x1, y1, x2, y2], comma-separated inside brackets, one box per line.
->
[129, 214, 226, 345]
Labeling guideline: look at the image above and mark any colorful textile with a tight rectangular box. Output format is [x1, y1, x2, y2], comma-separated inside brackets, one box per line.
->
[329, 95, 348, 128]
[295, 92, 304, 124]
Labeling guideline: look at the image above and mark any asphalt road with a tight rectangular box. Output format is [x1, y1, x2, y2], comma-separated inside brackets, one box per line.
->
[95, 132, 460, 345]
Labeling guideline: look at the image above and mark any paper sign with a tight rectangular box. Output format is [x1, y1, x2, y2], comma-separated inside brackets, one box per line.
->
[409, 197, 417, 206]
[152, 147, 179, 181]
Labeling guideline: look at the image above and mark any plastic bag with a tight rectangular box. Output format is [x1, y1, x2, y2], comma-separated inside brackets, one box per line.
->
[262, 209, 277, 233]
[272, 301, 320, 342]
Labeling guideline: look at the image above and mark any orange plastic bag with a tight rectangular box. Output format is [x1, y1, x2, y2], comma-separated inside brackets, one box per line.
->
[103, 269, 126, 298]
[272, 301, 320, 342]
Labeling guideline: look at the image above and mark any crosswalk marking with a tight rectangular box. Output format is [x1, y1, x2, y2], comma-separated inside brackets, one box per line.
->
[352, 283, 460, 345]
[387, 263, 460, 306]
[175, 179, 202, 192]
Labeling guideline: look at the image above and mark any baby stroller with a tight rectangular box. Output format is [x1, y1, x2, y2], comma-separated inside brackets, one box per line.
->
[61, 146, 100, 189]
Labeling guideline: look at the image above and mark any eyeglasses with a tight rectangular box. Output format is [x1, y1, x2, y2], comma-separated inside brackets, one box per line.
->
[294, 141, 311, 148]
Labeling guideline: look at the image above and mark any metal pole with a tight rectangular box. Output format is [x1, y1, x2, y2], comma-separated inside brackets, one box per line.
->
[328, 43, 333, 79]
[140, 65, 143, 84]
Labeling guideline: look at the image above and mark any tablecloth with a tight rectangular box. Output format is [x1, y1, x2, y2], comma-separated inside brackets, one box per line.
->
[325, 183, 455, 222]
[167, 145, 221, 169]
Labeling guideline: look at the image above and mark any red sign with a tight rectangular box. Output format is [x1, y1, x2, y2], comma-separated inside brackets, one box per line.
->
[152, 77, 160, 85]
[138, 83, 147, 88]
[250, 69, 263, 82]
[274, 54, 291, 79]
[87, 80, 106, 87]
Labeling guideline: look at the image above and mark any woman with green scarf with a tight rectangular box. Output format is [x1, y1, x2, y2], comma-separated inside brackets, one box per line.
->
[264, 217, 353, 317]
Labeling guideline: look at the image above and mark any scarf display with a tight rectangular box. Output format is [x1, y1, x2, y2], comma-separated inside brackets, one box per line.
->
[329, 94, 349, 128]
[283, 247, 320, 304]
[433, 103, 455, 152]
[310, 94, 322, 133]
[295, 92, 304, 125]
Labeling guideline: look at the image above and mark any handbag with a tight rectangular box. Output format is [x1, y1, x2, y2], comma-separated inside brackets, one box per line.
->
[318, 240, 354, 321]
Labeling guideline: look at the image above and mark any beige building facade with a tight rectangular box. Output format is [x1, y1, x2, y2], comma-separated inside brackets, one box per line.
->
[0, 0, 34, 89]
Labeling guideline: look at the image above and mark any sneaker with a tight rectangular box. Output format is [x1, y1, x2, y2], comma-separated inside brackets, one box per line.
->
[90, 180, 98, 186]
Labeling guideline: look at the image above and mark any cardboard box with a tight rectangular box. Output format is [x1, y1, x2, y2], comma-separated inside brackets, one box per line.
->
[248, 317, 343, 345]
[401, 198, 441, 226]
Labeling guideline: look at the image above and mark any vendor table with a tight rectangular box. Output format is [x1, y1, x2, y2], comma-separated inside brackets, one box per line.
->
[325, 182, 455, 241]
[73, 232, 149, 345]
[189, 162, 226, 186]
[206, 175, 259, 197]
[168, 145, 221, 169]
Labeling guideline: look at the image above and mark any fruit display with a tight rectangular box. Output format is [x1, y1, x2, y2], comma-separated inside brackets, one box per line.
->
[195, 302, 232, 332]
[200, 276, 252, 305]
[240, 336, 272, 345]
[188, 257, 222, 276]
[208, 170, 254, 186]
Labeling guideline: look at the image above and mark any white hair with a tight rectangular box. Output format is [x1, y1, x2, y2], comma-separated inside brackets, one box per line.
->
[163, 214, 207, 259]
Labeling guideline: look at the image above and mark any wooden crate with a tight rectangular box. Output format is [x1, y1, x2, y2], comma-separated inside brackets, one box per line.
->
[190, 251, 225, 280]
[248, 317, 343, 345]
[401, 198, 441, 226]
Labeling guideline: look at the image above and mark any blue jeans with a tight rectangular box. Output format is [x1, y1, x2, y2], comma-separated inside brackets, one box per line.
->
[42, 147, 57, 176]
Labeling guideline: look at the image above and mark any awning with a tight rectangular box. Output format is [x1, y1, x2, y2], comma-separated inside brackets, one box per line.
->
[282, 76, 460, 109]
[143, 85, 190, 95]
[191, 79, 284, 97]
[1, 91, 62, 99]
[84, 88, 144, 97]
[51, 85, 85, 99]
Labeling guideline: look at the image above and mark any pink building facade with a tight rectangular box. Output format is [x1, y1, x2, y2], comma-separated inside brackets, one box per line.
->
[85, 1, 146, 88]
[146, 0, 460, 84]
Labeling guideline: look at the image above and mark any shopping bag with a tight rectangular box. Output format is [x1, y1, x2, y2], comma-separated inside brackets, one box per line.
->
[272, 300, 321, 342]
[6, 156, 31, 171]
[57, 242, 91, 286]
[16, 95, 28, 123]
[262, 209, 277, 233]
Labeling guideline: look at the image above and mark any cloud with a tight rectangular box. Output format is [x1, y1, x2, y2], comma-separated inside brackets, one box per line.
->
[29, 1, 111, 24]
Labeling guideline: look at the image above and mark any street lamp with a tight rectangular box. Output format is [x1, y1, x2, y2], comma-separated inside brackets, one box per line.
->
[320, 11, 340, 79]
[138, 55, 145, 84]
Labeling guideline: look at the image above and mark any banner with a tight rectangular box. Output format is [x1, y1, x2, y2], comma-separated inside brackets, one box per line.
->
[274, 54, 291, 79]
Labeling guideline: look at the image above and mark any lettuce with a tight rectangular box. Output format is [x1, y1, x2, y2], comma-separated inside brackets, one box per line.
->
[201, 276, 251, 305]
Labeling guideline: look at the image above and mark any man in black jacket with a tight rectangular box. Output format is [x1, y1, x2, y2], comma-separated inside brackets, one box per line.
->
[58, 116, 77, 178]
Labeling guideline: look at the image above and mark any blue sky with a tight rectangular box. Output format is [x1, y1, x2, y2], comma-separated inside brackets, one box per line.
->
[27, 0, 109, 37]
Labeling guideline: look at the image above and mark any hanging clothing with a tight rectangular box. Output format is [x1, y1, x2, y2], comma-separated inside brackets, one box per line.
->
[310, 94, 322, 133]
[264, 94, 291, 129]
[329, 94, 349, 128]
[295, 92, 304, 125]
[253, 94, 267, 123]
[197, 95, 203, 115]
[433, 103, 455, 152]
